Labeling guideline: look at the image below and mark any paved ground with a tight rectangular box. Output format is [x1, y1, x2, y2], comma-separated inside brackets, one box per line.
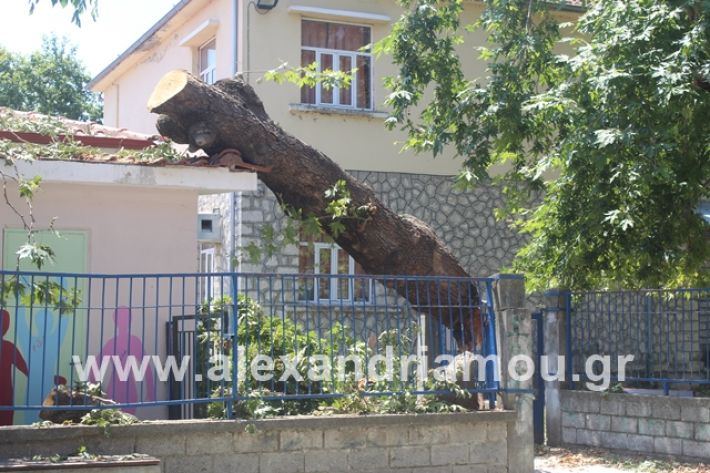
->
[535, 447, 710, 473]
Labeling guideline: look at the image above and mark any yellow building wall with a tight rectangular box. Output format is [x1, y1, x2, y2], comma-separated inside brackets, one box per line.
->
[96, 0, 494, 176]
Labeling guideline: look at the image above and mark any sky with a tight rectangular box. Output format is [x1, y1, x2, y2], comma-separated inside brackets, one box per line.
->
[0, 0, 180, 77]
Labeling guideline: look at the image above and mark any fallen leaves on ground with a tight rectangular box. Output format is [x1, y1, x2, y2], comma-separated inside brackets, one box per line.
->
[536, 446, 710, 473]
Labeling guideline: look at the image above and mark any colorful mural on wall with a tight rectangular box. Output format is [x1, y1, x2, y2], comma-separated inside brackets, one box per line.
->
[93, 307, 155, 413]
[2, 230, 88, 424]
[3, 231, 164, 423]
[0, 309, 28, 426]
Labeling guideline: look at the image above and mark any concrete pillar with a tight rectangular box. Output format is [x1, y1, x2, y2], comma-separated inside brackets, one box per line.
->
[543, 289, 569, 447]
[491, 274, 533, 473]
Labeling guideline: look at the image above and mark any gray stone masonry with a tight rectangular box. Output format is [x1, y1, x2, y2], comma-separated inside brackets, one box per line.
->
[560, 390, 710, 461]
[237, 171, 527, 278]
[0, 412, 517, 473]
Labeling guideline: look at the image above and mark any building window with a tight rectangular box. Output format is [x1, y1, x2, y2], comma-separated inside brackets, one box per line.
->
[198, 38, 217, 85]
[298, 240, 371, 303]
[301, 19, 372, 110]
[199, 246, 217, 302]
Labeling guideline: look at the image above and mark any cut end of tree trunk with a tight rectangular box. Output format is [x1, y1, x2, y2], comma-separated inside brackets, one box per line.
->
[147, 70, 190, 112]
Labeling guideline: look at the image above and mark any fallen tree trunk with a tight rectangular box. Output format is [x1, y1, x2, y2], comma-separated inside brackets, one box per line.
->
[148, 71, 483, 352]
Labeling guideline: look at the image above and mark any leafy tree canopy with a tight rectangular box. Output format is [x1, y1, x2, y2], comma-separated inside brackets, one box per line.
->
[0, 35, 102, 121]
[381, 0, 710, 290]
[27, 0, 98, 26]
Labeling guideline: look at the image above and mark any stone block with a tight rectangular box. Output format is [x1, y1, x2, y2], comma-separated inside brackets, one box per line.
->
[600, 398, 625, 416]
[365, 427, 408, 447]
[585, 414, 610, 431]
[562, 428, 576, 444]
[562, 412, 585, 429]
[696, 423, 710, 441]
[30, 440, 89, 458]
[600, 432, 629, 450]
[638, 419, 665, 437]
[579, 395, 600, 414]
[213, 453, 260, 473]
[666, 421, 694, 439]
[410, 467, 452, 473]
[611, 416, 638, 434]
[625, 401, 651, 418]
[651, 398, 681, 420]
[431, 444, 469, 466]
[576, 429, 603, 447]
[126, 435, 171, 457]
[280, 430, 323, 451]
[163, 455, 213, 473]
[186, 433, 234, 455]
[390, 446, 430, 468]
[347, 448, 388, 470]
[681, 405, 710, 423]
[260, 452, 305, 473]
[626, 434, 654, 453]
[409, 425, 450, 445]
[449, 424, 487, 445]
[470, 441, 506, 465]
[324, 429, 367, 449]
[306, 450, 347, 473]
[85, 436, 137, 456]
[683, 440, 710, 460]
[453, 466, 488, 473]
[485, 466, 509, 473]
[654, 437, 683, 456]
[234, 430, 279, 453]
[486, 423, 507, 442]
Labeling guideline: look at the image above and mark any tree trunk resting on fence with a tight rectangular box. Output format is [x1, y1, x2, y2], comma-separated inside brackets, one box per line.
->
[147, 71, 483, 354]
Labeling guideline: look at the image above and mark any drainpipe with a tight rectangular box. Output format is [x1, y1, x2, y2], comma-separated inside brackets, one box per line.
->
[230, 0, 240, 272]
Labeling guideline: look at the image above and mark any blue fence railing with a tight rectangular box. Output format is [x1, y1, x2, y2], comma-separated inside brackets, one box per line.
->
[564, 288, 710, 393]
[0, 270, 503, 424]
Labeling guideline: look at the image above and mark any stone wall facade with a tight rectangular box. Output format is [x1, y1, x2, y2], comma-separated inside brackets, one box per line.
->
[560, 390, 710, 460]
[567, 291, 710, 381]
[237, 170, 526, 278]
[0, 412, 520, 473]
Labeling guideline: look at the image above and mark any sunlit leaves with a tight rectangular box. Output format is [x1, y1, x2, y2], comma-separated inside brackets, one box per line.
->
[261, 62, 354, 91]
[27, 0, 98, 27]
[386, 0, 710, 290]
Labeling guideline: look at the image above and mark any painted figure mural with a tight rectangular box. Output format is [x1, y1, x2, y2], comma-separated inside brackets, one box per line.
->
[0, 309, 29, 426]
[93, 307, 155, 413]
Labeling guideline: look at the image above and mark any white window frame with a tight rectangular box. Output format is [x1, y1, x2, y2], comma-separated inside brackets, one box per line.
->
[300, 242, 371, 303]
[199, 246, 217, 302]
[301, 20, 373, 111]
[198, 38, 217, 85]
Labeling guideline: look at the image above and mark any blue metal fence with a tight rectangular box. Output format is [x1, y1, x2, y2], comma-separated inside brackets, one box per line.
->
[0, 270, 504, 423]
[565, 288, 710, 393]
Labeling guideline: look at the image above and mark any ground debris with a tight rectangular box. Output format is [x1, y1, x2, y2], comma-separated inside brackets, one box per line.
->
[535, 446, 710, 473]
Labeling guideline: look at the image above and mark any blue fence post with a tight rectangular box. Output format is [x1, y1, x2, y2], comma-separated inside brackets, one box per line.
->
[484, 279, 499, 409]
[229, 272, 239, 420]
[564, 290, 573, 388]
[644, 293, 652, 381]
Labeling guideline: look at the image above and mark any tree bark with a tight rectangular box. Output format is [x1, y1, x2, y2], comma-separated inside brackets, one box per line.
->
[147, 71, 483, 353]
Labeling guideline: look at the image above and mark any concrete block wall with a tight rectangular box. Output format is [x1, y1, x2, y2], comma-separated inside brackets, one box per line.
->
[0, 412, 519, 473]
[560, 390, 710, 460]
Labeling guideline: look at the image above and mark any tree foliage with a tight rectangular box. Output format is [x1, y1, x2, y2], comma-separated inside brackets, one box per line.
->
[0, 35, 102, 121]
[27, 0, 98, 26]
[381, 0, 710, 290]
